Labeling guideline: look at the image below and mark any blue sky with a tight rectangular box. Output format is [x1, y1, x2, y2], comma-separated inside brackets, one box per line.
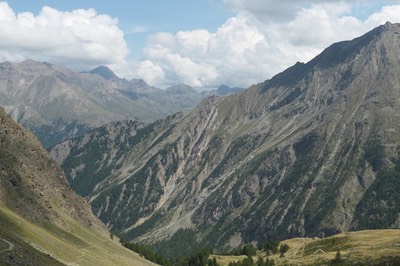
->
[2, 1, 400, 88]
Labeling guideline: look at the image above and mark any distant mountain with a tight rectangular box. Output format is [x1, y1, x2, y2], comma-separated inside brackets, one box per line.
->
[201, 84, 245, 97]
[165, 84, 205, 110]
[166, 83, 197, 94]
[216, 84, 244, 95]
[87, 66, 151, 90]
[0, 106, 154, 265]
[89, 65, 120, 81]
[128, 78, 153, 90]
[51, 22, 400, 255]
[0, 60, 204, 147]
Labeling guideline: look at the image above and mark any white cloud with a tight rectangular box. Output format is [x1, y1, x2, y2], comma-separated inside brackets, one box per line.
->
[132, 2, 400, 88]
[2, 1, 400, 89]
[135, 14, 271, 87]
[135, 60, 165, 85]
[365, 4, 400, 25]
[223, 0, 345, 21]
[0, 2, 128, 70]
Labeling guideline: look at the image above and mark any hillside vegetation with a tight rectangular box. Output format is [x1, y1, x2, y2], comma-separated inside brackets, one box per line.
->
[214, 230, 400, 266]
[0, 204, 155, 265]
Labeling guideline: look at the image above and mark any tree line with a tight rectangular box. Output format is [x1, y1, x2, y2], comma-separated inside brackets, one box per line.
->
[120, 238, 289, 266]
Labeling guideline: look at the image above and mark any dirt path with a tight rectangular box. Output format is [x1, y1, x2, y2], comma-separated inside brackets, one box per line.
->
[0, 238, 14, 252]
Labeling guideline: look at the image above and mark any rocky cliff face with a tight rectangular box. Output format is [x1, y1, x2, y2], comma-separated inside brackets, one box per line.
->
[51, 22, 400, 253]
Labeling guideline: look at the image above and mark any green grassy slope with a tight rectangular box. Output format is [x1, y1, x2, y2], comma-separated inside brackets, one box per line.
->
[213, 229, 400, 266]
[0, 204, 156, 265]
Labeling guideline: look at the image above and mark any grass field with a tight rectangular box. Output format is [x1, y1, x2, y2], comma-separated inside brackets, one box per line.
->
[212, 229, 400, 265]
[0, 204, 156, 265]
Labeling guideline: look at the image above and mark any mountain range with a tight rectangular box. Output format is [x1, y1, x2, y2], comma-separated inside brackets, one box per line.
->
[0, 61, 241, 149]
[50, 22, 400, 255]
[0, 106, 154, 265]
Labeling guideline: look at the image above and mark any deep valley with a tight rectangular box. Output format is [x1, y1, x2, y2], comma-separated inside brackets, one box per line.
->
[1, 14, 400, 265]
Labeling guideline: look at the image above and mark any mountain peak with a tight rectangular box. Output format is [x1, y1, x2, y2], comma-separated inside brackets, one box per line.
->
[216, 84, 244, 95]
[21, 59, 41, 65]
[89, 65, 119, 81]
[18, 59, 53, 68]
[166, 83, 197, 94]
[377, 21, 400, 41]
[264, 22, 400, 91]
[382, 20, 396, 30]
[311, 21, 400, 68]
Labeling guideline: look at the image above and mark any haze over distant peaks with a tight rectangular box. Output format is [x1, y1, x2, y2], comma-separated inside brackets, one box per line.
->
[0, 60, 207, 147]
[166, 83, 198, 94]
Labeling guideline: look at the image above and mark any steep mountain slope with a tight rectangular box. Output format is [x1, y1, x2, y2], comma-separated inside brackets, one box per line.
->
[0, 106, 154, 265]
[51, 22, 400, 254]
[0, 61, 204, 148]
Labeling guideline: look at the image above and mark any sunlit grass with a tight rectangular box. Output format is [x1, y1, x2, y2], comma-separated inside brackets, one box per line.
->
[0, 204, 155, 265]
[214, 230, 400, 265]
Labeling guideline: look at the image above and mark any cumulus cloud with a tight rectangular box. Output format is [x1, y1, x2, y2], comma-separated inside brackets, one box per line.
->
[134, 14, 272, 87]
[0, 2, 128, 70]
[133, 1, 400, 88]
[2, 1, 400, 89]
